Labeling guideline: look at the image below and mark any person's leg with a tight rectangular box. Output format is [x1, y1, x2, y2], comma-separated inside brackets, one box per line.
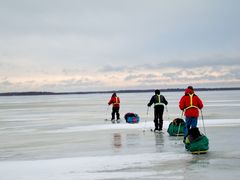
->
[116, 107, 120, 123]
[154, 107, 159, 131]
[116, 107, 120, 120]
[190, 117, 198, 128]
[184, 116, 191, 139]
[111, 107, 116, 120]
[158, 106, 164, 130]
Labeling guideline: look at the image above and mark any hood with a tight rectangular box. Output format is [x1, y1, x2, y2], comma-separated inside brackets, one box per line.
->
[185, 88, 194, 95]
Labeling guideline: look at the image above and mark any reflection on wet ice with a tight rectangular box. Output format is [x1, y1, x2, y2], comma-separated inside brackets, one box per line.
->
[112, 133, 122, 149]
[190, 155, 210, 168]
[154, 133, 164, 152]
[126, 133, 140, 147]
[111, 132, 142, 151]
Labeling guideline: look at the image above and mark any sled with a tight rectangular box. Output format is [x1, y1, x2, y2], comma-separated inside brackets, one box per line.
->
[167, 118, 185, 136]
[124, 113, 140, 123]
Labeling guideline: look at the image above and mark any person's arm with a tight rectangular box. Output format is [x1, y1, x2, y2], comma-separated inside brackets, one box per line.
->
[179, 96, 185, 110]
[108, 98, 113, 105]
[196, 96, 203, 109]
[162, 95, 168, 105]
[147, 96, 154, 107]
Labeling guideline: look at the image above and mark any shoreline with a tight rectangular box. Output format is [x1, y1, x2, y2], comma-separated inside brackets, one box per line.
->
[0, 87, 240, 97]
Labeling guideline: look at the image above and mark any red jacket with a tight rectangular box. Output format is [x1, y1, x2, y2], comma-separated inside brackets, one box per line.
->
[179, 88, 203, 117]
[108, 96, 120, 108]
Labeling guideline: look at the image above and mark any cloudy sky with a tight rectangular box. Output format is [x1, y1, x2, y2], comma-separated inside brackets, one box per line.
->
[0, 0, 239, 92]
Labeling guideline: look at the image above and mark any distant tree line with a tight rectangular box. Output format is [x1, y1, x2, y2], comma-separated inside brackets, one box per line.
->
[0, 87, 239, 96]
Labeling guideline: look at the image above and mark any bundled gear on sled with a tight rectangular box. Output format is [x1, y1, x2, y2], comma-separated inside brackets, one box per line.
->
[184, 127, 209, 154]
[124, 113, 140, 123]
[167, 118, 185, 136]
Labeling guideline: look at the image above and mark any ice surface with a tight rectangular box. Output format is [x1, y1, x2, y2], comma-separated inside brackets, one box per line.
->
[0, 152, 191, 180]
[0, 91, 240, 179]
[1, 124, 240, 180]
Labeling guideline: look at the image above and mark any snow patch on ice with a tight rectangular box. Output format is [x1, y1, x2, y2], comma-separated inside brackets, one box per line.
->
[44, 119, 240, 133]
[0, 152, 190, 180]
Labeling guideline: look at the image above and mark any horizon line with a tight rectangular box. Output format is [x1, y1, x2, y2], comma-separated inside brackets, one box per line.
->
[0, 87, 240, 96]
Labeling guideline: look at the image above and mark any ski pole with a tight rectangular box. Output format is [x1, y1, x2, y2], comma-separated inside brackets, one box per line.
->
[143, 107, 149, 132]
[181, 111, 184, 119]
[166, 105, 171, 124]
[200, 109, 206, 135]
[174, 111, 184, 144]
[166, 105, 170, 120]
[176, 123, 181, 138]
[104, 106, 109, 121]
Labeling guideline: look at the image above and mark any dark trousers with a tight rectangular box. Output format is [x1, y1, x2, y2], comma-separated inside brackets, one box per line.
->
[111, 107, 120, 120]
[154, 105, 164, 130]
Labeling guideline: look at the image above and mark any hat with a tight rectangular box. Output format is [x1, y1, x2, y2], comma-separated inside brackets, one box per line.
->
[155, 89, 160, 95]
[187, 86, 194, 90]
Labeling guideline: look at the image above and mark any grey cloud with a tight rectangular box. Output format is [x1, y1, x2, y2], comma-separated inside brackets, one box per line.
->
[124, 74, 159, 81]
[0, 80, 12, 86]
[99, 65, 127, 73]
[170, 56, 240, 68]
[122, 66, 240, 87]
[0, 0, 239, 91]
[99, 56, 240, 74]
[1, 0, 239, 68]
[162, 68, 240, 82]
[0, 78, 103, 92]
[228, 69, 240, 79]
[62, 68, 82, 75]
[0, 79, 38, 92]
[58, 78, 101, 87]
[140, 56, 240, 69]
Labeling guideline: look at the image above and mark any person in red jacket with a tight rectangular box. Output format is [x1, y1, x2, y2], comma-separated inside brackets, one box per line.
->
[108, 92, 120, 123]
[179, 86, 203, 140]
